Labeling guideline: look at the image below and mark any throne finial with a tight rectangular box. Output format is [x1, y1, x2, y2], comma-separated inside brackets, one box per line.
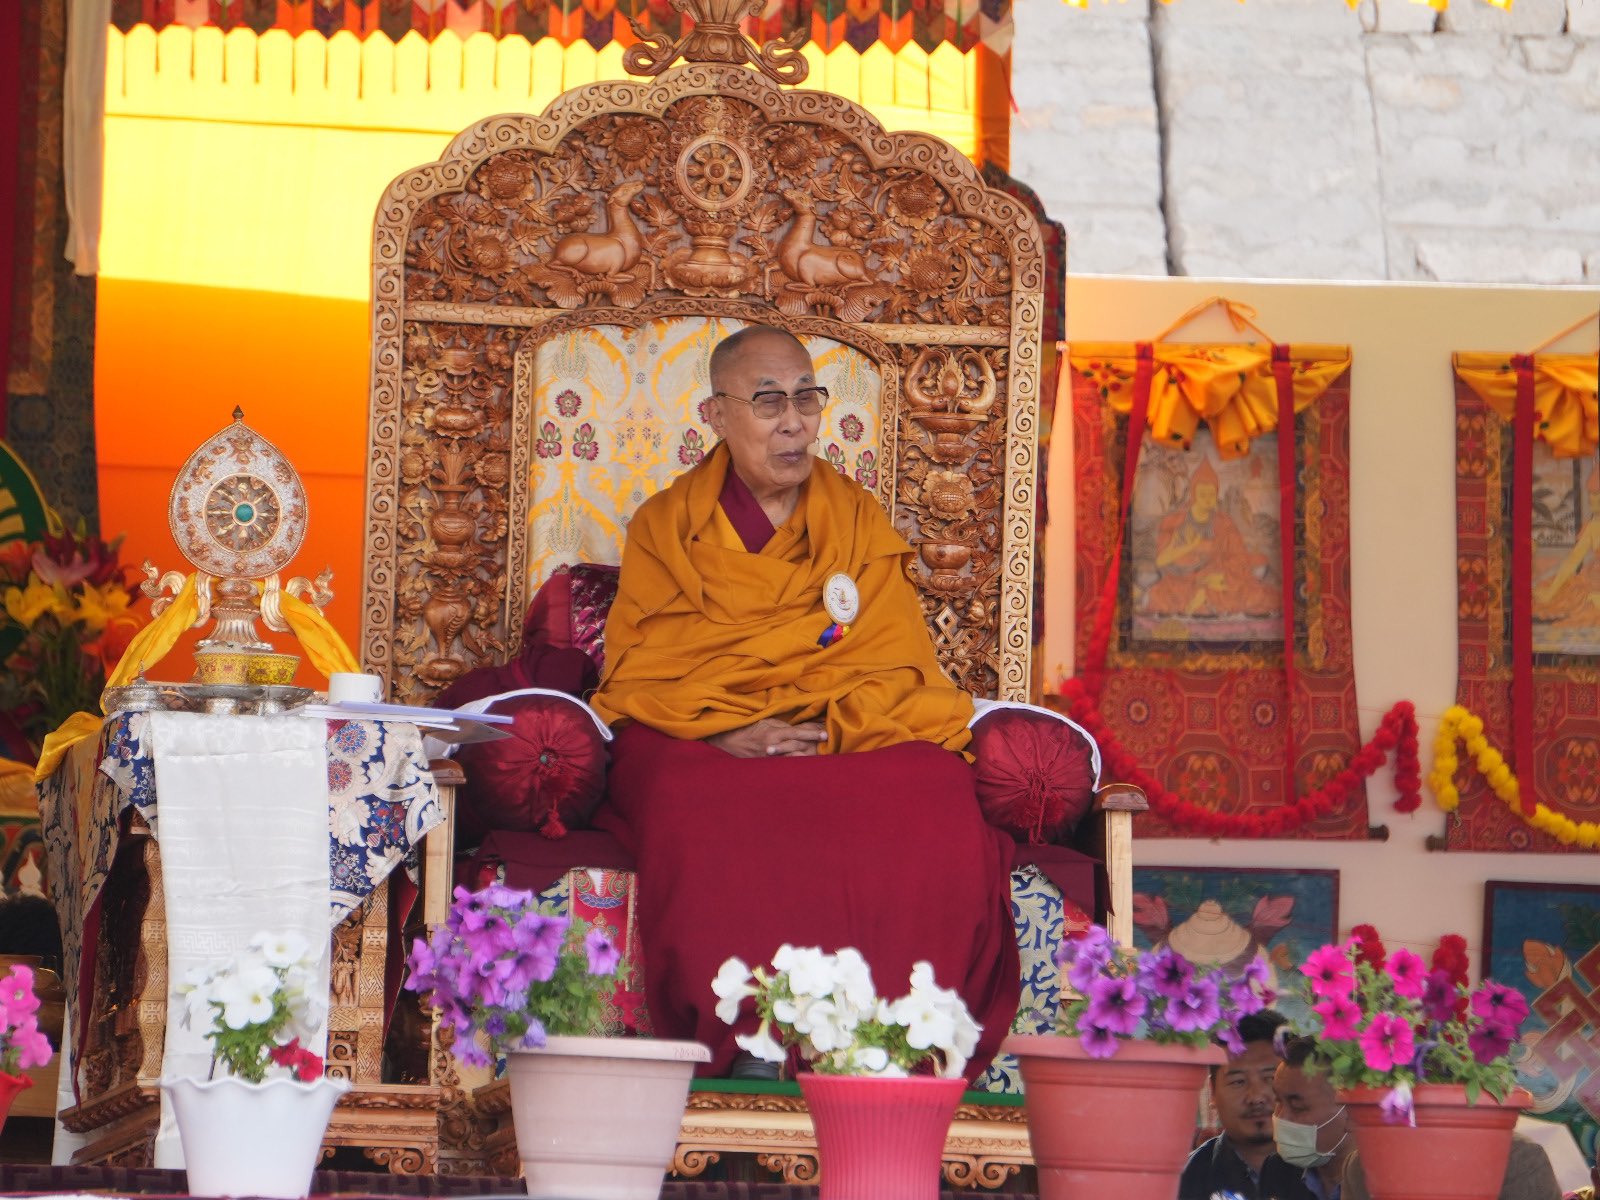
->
[622, 0, 810, 86]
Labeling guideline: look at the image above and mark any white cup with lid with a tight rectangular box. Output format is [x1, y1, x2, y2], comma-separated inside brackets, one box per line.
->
[326, 672, 383, 705]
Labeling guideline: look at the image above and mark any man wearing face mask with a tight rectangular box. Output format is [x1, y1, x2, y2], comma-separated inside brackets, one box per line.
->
[1274, 1035, 1354, 1200]
[1179, 1011, 1313, 1200]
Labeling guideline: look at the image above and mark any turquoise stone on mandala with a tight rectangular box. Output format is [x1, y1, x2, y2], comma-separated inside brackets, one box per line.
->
[235, 502, 255, 522]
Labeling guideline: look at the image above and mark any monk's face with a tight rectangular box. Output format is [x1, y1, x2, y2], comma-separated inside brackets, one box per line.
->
[707, 333, 821, 504]
[1192, 482, 1218, 521]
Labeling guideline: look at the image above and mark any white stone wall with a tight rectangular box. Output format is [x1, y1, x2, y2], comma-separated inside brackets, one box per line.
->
[1010, 0, 1600, 283]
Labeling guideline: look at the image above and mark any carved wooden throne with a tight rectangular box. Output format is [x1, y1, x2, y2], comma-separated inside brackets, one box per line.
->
[362, 0, 1145, 1184]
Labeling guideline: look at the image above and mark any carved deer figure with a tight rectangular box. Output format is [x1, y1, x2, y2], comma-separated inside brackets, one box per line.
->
[777, 189, 871, 288]
[548, 180, 646, 278]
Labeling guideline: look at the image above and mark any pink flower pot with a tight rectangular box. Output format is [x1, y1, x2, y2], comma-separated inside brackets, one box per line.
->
[1341, 1084, 1530, 1200]
[1003, 1033, 1222, 1200]
[506, 1035, 710, 1200]
[798, 1073, 966, 1200]
[0, 1070, 33, 1137]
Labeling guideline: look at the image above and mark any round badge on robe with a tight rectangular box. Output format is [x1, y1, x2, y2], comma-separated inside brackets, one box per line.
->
[823, 572, 860, 625]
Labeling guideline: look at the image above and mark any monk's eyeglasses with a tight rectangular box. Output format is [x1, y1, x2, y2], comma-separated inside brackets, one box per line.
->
[714, 386, 829, 421]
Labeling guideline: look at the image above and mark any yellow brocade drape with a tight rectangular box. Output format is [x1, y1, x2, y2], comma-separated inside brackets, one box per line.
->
[591, 442, 973, 754]
[279, 591, 361, 678]
[1453, 352, 1600, 458]
[1068, 342, 1352, 459]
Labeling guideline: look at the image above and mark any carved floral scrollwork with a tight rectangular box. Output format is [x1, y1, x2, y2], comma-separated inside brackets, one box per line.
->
[896, 344, 1009, 697]
[392, 322, 518, 701]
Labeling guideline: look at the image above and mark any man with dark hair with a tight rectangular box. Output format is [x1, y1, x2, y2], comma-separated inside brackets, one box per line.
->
[1273, 1034, 1354, 1200]
[1179, 1010, 1313, 1200]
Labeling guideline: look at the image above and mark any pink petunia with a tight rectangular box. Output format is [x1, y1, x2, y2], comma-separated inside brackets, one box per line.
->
[1313, 993, 1363, 1041]
[0, 966, 38, 1023]
[1359, 1012, 1415, 1073]
[1470, 983, 1529, 1032]
[1301, 944, 1356, 999]
[1386, 948, 1427, 1000]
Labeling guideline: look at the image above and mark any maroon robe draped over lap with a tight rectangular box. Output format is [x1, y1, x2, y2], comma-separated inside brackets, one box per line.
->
[592, 724, 1021, 1080]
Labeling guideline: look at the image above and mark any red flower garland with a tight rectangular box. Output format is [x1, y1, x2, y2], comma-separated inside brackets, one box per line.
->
[1059, 679, 1422, 837]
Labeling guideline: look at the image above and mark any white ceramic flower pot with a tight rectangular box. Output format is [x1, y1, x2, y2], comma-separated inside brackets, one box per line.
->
[506, 1035, 711, 1200]
[161, 1074, 351, 1199]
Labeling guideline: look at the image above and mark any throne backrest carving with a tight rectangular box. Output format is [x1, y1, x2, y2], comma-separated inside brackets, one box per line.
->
[363, 65, 1045, 705]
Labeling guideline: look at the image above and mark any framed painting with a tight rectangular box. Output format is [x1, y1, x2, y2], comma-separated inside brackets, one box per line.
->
[1482, 879, 1600, 1164]
[1130, 865, 1339, 1019]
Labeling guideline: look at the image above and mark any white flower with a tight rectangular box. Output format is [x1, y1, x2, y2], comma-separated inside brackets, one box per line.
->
[891, 989, 957, 1052]
[213, 965, 278, 1030]
[849, 1045, 890, 1074]
[734, 1025, 786, 1064]
[250, 930, 312, 969]
[831, 948, 876, 1012]
[799, 998, 857, 1053]
[781, 948, 836, 999]
[773, 993, 815, 1027]
[713, 958, 755, 1025]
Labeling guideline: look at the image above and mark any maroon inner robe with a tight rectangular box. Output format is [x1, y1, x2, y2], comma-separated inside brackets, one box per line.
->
[591, 724, 1022, 1081]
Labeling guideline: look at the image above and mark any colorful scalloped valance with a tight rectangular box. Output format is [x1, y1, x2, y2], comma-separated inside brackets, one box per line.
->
[1068, 342, 1352, 460]
[111, 0, 1013, 53]
[1453, 351, 1599, 459]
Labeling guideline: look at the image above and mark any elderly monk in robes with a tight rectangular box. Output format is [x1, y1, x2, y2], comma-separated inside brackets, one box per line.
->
[590, 325, 1020, 1079]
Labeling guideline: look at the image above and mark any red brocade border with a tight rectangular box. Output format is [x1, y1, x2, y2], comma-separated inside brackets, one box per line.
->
[1447, 376, 1600, 853]
[1067, 363, 1389, 839]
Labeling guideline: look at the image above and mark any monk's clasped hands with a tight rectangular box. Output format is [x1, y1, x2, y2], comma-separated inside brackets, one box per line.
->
[706, 717, 828, 758]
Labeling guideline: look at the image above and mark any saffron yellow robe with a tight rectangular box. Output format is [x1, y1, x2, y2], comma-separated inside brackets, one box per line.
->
[591, 442, 972, 754]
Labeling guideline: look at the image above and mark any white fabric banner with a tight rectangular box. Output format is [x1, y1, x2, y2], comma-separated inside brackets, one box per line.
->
[63, 0, 109, 275]
[144, 712, 332, 1169]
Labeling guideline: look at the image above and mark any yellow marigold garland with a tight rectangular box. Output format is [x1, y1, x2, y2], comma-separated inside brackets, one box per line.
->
[1430, 704, 1600, 849]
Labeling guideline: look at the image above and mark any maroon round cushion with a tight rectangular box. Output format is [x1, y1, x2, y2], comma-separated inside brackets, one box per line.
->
[969, 708, 1097, 845]
[455, 695, 608, 843]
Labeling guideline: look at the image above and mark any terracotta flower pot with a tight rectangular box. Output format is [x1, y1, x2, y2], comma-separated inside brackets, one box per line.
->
[798, 1073, 966, 1200]
[505, 1035, 710, 1200]
[0, 1069, 33, 1137]
[1003, 1033, 1222, 1200]
[1340, 1083, 1530, 1200]
[161, 1074, 350, 1200]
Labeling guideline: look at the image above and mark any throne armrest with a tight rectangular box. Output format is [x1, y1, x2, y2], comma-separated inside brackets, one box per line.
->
[422, 758, 463, 928]
[1070, 783, 1147, 950]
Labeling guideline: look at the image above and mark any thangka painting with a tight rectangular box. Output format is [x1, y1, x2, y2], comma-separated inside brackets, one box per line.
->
[1449, 356, 1600, 852]
[1483, 879, 1600, 1163]
[1070, 344, 1368, 838]
[1131, 865, 1338, 1022]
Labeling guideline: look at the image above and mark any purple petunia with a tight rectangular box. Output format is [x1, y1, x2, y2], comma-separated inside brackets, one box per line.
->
[1137, 947, 1195, 1001]
[1078, 1021, 1120, 1059]
[1217, 1020, 1245, 1057]
[1083, 975, 1147, 1036]
[1421, 969, 1461, 1024]
[1379, 1081, 1415, 1127]
[1164, 976, 1222, 1034]
[1467, 1021, 1515, 1065]
[584, 927, 623, 977]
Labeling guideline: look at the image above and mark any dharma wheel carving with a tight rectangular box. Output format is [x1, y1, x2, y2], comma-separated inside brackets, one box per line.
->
[364, 5, 1047, 704]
